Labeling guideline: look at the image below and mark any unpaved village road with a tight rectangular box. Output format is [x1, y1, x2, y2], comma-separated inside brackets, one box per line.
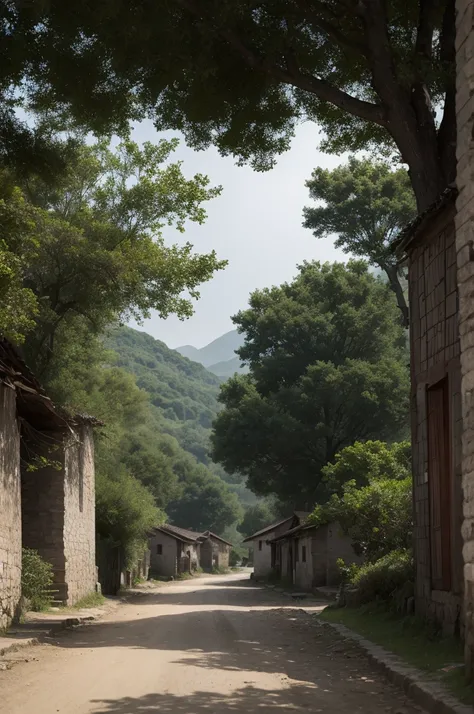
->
[0, 573, 425, 714]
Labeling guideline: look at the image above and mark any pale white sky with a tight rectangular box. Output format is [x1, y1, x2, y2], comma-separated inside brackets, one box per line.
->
[129, 120, 347, 349]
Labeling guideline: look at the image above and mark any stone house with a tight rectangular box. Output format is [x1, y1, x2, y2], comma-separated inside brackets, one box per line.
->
[200, 531, 232, 571]
[149, 524, 233, 577]
[149, 524, 204, 578]
[270, 521, 361, 591]
[395, 190, 464, 634]
[242, 512, 309, 580]
[456, 0, 474, 674]
[0, 338, 98, 627]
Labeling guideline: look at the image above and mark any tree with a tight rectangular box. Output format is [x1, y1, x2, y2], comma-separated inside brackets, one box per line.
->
[238, 503, 276, 538]
[211, 261, 409, 505]
[322, 440, 411, 495]
[303, 158, 416, 326]
[7, 0, 455, 210]
[166, 466, 243, 534]
[309, 476, 412, 561]
[6, 138, 224, 369]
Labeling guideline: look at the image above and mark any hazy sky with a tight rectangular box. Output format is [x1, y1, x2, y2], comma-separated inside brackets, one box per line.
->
[129, 120, 347, 349]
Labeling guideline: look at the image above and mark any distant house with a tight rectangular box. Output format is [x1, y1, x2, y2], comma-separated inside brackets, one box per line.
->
[200, 531, 232, 571]
[0, 338, 98, 628]
[242, 512, 309, 580]
[149, 524, 233, 578]
[269, 521, 361, 591]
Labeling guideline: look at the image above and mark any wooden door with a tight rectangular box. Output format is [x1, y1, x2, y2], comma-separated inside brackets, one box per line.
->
[427, 378, 452, 591]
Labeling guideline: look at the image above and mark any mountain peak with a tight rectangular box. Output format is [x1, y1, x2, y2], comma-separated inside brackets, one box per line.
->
[176, 329, 246, 376]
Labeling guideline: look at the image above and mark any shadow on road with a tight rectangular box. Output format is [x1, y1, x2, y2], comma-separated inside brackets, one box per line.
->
[90, 684, 318, 714]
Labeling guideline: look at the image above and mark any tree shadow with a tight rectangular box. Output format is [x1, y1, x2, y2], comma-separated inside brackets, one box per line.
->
[90, 684, 318, 714]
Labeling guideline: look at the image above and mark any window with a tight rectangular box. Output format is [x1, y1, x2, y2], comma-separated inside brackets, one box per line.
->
[302, 545, 307, 563]
[156, 544, 163, 555]
[427, 378, 452, 591]
[258, 540, 262, 551]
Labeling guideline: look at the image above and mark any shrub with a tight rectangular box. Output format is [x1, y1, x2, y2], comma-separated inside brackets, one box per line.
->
[21, 548, 54, 611]
[229, 549, 241, 567]
[350, 549, 414, 605]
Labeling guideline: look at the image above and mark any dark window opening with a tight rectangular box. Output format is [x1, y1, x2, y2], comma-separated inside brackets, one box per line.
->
[258, 540, 262, 551]
[302, 545, 307, 563]
[156, 544, 163, 555]
[427, 377, 452, 592]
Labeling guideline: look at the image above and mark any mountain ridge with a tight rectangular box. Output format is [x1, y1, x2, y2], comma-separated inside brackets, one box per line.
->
[176, 329, 246, 375]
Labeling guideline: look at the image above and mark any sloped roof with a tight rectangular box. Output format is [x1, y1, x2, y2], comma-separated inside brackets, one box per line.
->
[0, 337, 102, 430]
[202, 530, 233, 547]
[242, 511, 309, 543]
[154, 523, 205, 543]
[392, 185, 457, 257]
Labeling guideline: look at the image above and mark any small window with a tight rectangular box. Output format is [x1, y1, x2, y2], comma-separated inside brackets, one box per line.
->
[156, 544, 163, 555]
[302, 545, 307, 563]
[258, 540, 262, 551]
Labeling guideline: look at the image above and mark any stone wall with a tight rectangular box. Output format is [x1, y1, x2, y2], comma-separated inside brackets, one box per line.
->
[21, 435, 66, 599]
[149, 530, 178, 577]
[201, 537, 230, 571]
[63, 426, 96, 604]
[0, 385, 21, 628]
[22, 425, 97, 606]
[326, 523, 362, 586]
[407, 202, 463, 632]
[455, 0, 474, 674]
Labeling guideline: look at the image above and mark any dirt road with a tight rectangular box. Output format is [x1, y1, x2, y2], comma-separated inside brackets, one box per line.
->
[0, 573, 424, 713]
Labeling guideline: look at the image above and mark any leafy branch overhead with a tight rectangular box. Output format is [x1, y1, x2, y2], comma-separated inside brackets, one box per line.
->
[4, 0, 455, 209]
[303, 157, 416, 327]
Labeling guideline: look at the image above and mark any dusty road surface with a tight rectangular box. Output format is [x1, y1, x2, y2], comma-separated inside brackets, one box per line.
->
[0, 573, 425, 714]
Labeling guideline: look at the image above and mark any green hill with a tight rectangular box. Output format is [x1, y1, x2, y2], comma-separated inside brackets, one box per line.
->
[107, 326, 257, 507]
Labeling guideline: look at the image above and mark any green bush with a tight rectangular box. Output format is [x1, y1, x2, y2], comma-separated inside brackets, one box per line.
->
[350, 549, 414, 604]
[21, 548, 54, 611]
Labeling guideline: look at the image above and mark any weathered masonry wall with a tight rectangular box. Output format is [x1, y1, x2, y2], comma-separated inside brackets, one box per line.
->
[22, 426, 97, 605]
[0, 385, 21, 628]
[149, 530, 178, 577]
[63, 426, 96, 604]
[408, 201, 463, 633]
[456, 0, 474, 675]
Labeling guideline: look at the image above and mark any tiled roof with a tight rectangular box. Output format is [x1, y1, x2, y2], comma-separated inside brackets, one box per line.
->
[392, 185, 457, 256]
[202, 531, 233, 547]
[155, 523, 205, 543]
[242, 516, 295, 543]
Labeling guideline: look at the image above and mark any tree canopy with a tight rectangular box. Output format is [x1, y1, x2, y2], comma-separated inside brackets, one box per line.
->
[303, 157, 416, 326]
[211, 261, 410, 506]
[3, 0, 455, 210]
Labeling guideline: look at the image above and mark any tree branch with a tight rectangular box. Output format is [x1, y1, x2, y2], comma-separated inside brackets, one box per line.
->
[175, 0, 386, 126]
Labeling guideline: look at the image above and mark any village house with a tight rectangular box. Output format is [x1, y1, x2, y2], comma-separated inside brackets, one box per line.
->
[242, 512, 309, 580]
[200, 531, 232, 571]
[0, 339, 98, 628]
[395, 190, 464, 635]
[149, 524, 233, 578]
[270, 521, 361, 592]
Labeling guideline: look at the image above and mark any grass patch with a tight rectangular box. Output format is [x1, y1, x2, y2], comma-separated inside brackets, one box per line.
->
[65, 592, 106, 610]
[319, 605, 474, 705]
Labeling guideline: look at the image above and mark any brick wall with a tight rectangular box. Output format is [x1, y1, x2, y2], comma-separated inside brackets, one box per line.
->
[63, 426, 96, 604]
[407, 203, 463, 632]
[0, 385, 21, 628]
[455, 0, 474, 674]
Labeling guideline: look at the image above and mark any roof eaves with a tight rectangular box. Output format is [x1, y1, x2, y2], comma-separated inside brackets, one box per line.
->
[392, 185, 457, 257]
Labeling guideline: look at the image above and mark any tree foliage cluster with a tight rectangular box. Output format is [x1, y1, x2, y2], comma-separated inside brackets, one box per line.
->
[0, 134, 248, 562]
[310, 440, 412, 561]
[0, 0, 456, 213]
[211, 261, 410, 506]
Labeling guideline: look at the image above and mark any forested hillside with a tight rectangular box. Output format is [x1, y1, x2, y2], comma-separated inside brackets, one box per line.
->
[107, 326, 257, 507]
